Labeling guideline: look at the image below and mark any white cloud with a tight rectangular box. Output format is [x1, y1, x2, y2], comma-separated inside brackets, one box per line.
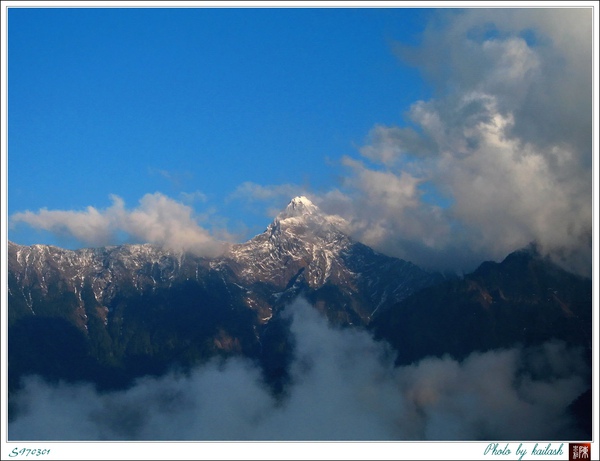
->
[10, 193, 226, 257]
[317, 8, 593, 275]
[10, 196, 124, 247]
[9, 299, 589, 442]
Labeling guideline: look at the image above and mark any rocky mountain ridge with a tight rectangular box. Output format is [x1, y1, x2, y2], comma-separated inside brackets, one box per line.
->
[7, 197, 444, 393]
[7, 198, 593, 438]
[8, 197, 442, 329]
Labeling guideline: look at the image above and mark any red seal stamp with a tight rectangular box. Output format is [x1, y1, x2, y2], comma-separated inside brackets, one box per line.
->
[569, 443, 591, 460]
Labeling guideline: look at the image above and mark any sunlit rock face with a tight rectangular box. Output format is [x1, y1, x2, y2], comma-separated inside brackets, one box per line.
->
[7, 197, 443, 393]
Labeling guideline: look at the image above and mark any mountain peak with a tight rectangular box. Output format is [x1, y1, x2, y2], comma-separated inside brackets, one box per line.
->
[290, 195, 313, 206]
[279, 196, 319, 219]
[268, 195, 350, 237]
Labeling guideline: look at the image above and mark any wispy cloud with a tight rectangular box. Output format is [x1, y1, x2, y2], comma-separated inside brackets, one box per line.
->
[229, 181, 315, 219]
[179, 190, 209, 204]
[9, 299, 588, 441]
[147, 167, 193, 188]
[10, 193, 226, 257]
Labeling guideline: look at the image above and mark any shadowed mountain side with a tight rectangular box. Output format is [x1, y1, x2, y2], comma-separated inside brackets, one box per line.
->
[371, 246, 592, 366]
[369, 246, 592, 440]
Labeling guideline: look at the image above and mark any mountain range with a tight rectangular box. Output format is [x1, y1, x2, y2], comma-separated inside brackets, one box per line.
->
[6, 196, 593, 438]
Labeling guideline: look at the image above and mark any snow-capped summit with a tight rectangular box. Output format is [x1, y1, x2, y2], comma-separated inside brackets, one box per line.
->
[225, 196, 355, 289]
[278, 196, 319, 220]
[267, 196, 348, 238]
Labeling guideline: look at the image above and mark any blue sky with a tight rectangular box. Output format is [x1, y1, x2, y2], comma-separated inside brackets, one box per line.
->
[5, 4, 596, 275]
[8, 7, 432, 238]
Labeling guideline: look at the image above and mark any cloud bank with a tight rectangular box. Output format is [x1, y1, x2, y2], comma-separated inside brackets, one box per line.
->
[318, 8, 593, 275]
[10, 193, 226, 257]
[9, 299, 589, 441]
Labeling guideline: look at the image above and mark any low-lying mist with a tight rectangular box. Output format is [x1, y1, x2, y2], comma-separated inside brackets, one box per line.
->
[9, 299, 589, 441]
